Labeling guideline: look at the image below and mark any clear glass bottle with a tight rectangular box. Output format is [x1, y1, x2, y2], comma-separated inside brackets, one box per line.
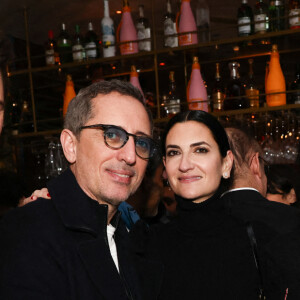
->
[289, 0, 300, 29]
[245, 59, 260, 108]
[164, 0, 178, 48]
[269, 0, 285, 31]
[166, 71, 181, 117]
[224, 62, 249, 110]
[136, 5, 151, 51]
[57, 23, 73, 64]
[254, 0, 269, 33]
[72, 25, 85, 62]
[45, 30, 57, 66]
[196, 0, 210, 42]
[237, 0, 254, 36]
[85, 22, 99, 59]
[101, 0, 116, 57]
[211, 63, 225, 111]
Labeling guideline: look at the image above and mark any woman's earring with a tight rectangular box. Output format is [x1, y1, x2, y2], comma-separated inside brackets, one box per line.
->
[223, 172, 229, 179]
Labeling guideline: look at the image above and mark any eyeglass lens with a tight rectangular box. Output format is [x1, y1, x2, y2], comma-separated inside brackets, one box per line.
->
[104, 126, 154, 159]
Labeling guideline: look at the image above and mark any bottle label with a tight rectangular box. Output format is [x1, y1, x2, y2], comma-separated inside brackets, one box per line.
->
[137, 26, 151, 51]
[120, 42, 136, 55]
[102, 24, 115, 36]
[85, 42, 97, 58]
[212, 92, 225, 110]
[72, 45, 84, 61]
[164, 18, 178, 47]
[254, 14, 267, 33]
[289, 9, 300, 28]
[246, 89, 260, 108]
[45, 49, 55, 65]
[166, 99, 181, 115]
[238, 17, 251, 34]
[179, 33, 192, 45]
[188, 98, 209, 112]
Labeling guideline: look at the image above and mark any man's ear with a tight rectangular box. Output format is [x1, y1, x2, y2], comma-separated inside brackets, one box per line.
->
[249, 152, 262, 178]
[222, 150, 233, 178]
[60, 129, 77, 164]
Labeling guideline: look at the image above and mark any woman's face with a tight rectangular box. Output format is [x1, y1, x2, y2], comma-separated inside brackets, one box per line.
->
[163, 121, 232, 203]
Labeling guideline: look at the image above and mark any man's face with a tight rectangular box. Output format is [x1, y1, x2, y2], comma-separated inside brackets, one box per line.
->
[71, 92, 151, 207]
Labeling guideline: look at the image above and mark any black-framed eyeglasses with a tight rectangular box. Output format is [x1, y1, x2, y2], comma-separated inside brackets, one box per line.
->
[80, 124, 158, 160]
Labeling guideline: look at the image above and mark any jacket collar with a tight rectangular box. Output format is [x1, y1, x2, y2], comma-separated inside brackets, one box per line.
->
[47, 168, 120, 237]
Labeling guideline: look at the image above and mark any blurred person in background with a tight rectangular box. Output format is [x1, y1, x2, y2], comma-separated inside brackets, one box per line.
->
[266, 164, 298, 206]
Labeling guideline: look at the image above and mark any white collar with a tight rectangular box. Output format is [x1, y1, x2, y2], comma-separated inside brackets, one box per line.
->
[221, 187, 259, 197]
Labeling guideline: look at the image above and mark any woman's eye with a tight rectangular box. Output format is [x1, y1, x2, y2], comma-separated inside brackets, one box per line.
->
[195, 147, 208, 153]
[166, 150, 179, 157]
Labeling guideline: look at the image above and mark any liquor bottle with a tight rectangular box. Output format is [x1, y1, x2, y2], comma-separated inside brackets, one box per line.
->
[211, 63, 225, 112]
[245, 59, 260, 108]
[130, 65, 145, 102]
[178, 0, 198, 46]
[118, 0, 138, 55]
[45, 30, 57, 66]
[19, 99, 34, 133]
[196, 0, 210, 42]
[57, 23, 73, 64]
[224, 62, 249, 110]
[237, 0, 254, 36]
[72, 25, 85, 62]
[289, 0, 300, 29]
[265, 44, 286, 106]
[254, 0, 269, 34]
[187, 56, 208, 112]
[165, 71, 181, 117]
[101, 0, 116, 57]
[63, 74, 76, 117]
[85, 22, 99, 59]
[136, 5, 151, 51]
[289, 63, 300, 104]
[164, 0, 178, 48]
[269, 0, 285, 31]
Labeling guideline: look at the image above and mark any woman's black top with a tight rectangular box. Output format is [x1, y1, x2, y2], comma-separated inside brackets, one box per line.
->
[141, 191, 262, 300]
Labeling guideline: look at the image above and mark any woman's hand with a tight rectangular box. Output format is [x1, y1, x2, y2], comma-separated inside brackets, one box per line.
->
[18, 188, 51, 207]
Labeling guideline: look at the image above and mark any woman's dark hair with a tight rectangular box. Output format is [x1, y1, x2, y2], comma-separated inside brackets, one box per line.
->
[161, 110, 230, 157]
[267, 164, 295, 197]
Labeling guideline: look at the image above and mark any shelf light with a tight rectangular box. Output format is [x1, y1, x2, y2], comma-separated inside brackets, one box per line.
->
[115, 10, 122, 14]
[159, 62, 166, 66]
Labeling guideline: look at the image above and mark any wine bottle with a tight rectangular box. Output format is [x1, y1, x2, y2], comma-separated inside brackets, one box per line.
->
[196, 0, 210, 43]
[178, 0, 198, 46]
[118, 0, 138, 55]
[45, 30, 57, 66]
[289, 0, 300, 29]
[254, 0, 269, 34]
[85, 22, 99, 59]
[265, 44, 286, 106]
[130, 65, 145, 102]
[57, 23, 73, 64]
[63, 74, 76, 117]
[269, 0, 285, 31]
[101, 0, 116, 58]
[224, 62, 249, 110]
[164, 0, 178, 48]
[245, 59, 260, 108]
[19, 98, 34, 133]
[211, 63, 225, 112]
[289, 63, 300, 104]
[187, 56, 208, 112]
[237, 0, 254, 37]
[72, 25, 85, 62]
[166, 71, 181, 117]
[136, 5, 151, 51]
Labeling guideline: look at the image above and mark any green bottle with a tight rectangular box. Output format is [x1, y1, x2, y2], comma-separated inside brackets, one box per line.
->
[57, 23, 73, 64]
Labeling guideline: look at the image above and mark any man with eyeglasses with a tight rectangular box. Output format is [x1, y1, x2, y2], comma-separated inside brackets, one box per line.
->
[222, 127, 300, 298]
[0, 80, 162, 300]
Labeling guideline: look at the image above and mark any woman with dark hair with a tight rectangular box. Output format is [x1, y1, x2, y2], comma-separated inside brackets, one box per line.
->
[266, 164, 298, 206]
[134, 110, 266, 299]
